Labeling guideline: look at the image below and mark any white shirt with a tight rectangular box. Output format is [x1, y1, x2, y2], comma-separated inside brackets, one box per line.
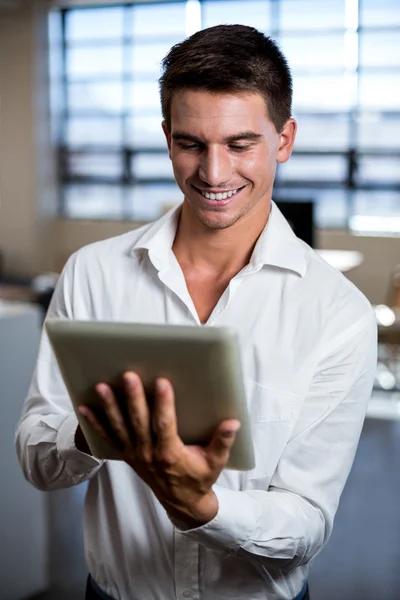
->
[15, 202, 377, 600]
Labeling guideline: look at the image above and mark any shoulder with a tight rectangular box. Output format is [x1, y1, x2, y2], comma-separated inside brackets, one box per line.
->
[71, 223, 152, 266]
[62, 222, 153, 279]
[302, 243, 376, 345]
[52, 223, 155, 319]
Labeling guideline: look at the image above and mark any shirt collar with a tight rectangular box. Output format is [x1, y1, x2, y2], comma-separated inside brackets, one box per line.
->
[130, 205, 182, 271]
[130, 201, 307, 277]
[249, 201, 308, 277]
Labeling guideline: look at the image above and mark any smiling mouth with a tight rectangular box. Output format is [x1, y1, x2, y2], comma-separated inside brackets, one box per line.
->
[193, 185, 245, 200]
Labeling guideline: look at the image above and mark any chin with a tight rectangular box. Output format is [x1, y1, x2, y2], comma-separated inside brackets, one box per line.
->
[196, 209, 243, 230]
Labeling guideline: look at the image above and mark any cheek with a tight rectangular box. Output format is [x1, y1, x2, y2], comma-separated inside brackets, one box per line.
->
[235, 150, 275, 181]
[171, 153, 197, 179]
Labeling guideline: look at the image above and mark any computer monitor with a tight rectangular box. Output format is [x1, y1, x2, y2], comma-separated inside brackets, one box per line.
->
[275, 200, 315, 248]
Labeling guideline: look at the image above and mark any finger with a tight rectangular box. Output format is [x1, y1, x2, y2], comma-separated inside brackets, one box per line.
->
[206, 419, 241, 469]
[77, 405, 116, 448]
[123, 372, 152, 462]
[152, 378, 180, 461]
[96, 383, 131, 448]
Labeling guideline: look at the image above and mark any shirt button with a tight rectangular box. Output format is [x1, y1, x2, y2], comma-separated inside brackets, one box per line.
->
[183, 591, 192, 598]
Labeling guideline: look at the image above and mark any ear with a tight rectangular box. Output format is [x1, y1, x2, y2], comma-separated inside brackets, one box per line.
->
[276, 118, 297, 164]
[162, 121, 172, 159]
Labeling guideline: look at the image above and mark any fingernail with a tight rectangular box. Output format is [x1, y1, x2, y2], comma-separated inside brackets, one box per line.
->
[222, 430, 235, 438]
[124, 373, 137, 389]
[156, 378, 168, 393]
[224, 422, 241, 436]
[96, 383, 107, 397]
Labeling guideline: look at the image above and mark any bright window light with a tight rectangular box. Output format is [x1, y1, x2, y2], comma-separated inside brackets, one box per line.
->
[186, 0, 201, 37]
[375, 305, 396, 327]
[350, 215, 400, 236]
[376, 366, 397, 391]
[344, 30, 358, 71]
[345, 0, 358, 29]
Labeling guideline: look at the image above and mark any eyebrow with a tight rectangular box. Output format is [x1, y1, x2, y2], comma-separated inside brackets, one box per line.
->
[171, 131, 263, 144]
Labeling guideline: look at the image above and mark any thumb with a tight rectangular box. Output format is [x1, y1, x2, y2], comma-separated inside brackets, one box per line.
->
[206, 419, 241, 468]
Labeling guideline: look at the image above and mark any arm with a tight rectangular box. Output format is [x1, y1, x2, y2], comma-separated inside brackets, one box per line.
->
[14, 256, 104, 491]
[180, 310, 377, 570]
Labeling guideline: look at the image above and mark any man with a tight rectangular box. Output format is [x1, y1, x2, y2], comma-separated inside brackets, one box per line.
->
[16, 24, 377, 600]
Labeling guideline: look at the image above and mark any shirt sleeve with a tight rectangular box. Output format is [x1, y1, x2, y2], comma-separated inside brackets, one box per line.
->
[179, 309, 377, 571]
[14, 255, 105, 491]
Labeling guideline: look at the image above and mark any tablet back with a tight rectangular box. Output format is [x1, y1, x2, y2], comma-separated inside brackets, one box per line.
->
[45, 319, 255, 470]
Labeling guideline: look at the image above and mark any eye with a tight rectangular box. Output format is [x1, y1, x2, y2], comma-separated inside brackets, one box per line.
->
[229, 144, 250, 152]
[178, 142, 201, 151]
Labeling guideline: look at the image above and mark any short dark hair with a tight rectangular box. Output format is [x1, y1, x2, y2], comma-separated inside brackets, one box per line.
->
[159, 24, 292, 133]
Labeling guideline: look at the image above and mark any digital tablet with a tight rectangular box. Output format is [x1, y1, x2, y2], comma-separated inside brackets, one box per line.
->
[45, 319, 255, 471]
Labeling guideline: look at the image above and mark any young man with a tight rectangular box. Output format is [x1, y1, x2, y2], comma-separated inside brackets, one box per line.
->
[16, 25, 377, 600]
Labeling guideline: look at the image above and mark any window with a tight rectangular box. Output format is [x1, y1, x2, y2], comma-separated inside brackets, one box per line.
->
[202, 0, 271, 30]
[53, 0, 400, 230]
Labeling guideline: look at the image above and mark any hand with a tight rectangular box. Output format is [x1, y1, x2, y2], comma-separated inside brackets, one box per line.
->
[77, 372, 241, 528]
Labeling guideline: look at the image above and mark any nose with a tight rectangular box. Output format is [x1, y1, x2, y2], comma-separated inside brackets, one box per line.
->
[198, 145, 233, 187]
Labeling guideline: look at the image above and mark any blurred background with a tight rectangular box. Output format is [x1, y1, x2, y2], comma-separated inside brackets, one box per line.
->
[0, 0, 399, 599]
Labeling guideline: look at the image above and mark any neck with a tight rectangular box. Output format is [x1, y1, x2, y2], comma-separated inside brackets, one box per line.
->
[172, 200, 270, 277]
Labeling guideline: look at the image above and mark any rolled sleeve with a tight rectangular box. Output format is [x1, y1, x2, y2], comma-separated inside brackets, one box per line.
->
[57, 412, 104, 472]
[178, 484, 258, 555]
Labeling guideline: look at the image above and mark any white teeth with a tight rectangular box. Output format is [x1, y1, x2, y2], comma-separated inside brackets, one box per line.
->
[201, 189, 238, 200]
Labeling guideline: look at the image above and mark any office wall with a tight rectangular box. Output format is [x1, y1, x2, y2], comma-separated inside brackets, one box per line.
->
[0, 1, 38, 275]
[0, 0, 57, 277]
[0, 1, 398, 305]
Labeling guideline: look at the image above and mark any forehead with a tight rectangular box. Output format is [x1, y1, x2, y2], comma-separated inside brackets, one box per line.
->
[169, 90, 273, 138]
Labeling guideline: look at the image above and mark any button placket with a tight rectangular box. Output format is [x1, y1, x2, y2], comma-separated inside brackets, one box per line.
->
[189, 538, 200, 600]
[174, 530, 200, 600]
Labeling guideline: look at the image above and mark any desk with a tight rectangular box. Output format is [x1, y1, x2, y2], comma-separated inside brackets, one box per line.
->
[0, 283, 37, 303]
[0, 282, 55, 317]
[316, 250, 364, 273]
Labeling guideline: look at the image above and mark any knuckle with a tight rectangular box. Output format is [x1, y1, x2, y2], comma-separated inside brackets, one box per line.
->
[137, 447, 153, 465]
[154, 449, 175, 467]
[213, 456, 228, 472]
[154, 417, 170, 432]
[131, 415, 144, 430]
[114, 425, 127, 439]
